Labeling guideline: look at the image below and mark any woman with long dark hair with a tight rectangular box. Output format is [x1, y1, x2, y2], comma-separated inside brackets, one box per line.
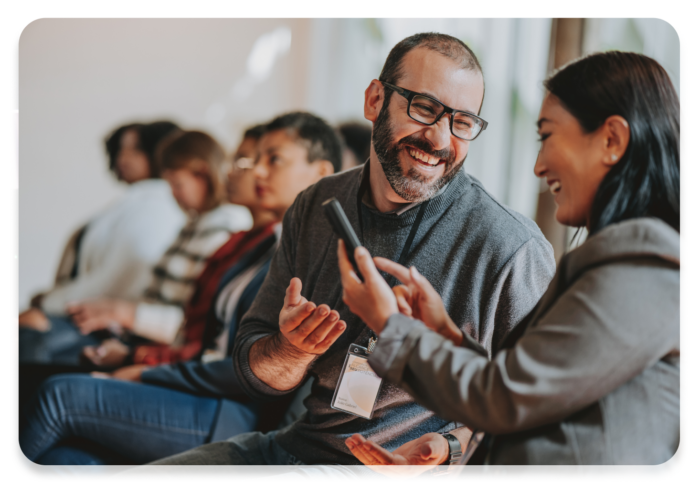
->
[338, 51, 680, 465]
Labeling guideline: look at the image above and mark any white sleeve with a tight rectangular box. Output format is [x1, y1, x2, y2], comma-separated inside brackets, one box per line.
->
[132, 302, 185, 344]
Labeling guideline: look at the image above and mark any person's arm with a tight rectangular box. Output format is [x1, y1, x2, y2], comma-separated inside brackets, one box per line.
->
[233, 197, 346, 399]
[369, 257, 679, 435]
[140, 359, 245, 398]
[41, 192, 184, 314]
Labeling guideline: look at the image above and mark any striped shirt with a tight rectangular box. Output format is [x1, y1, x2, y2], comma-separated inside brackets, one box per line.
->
[132, 204, 251, 344]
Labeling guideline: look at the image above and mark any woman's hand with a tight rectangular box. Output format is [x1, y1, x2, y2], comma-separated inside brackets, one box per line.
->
[82, 338, 131, 367]
[374, 258, 463, 345]
[337, 240, 398, 334]
[67, 299, 136, 334]
[345, 432, 447, 477]
[91, 364, 148, 382]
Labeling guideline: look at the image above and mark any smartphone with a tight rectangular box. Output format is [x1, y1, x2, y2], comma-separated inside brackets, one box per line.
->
[322, 197, 364, 281]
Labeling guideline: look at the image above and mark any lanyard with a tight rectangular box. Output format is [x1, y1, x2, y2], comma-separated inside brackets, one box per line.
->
[355, 166, 429, 350]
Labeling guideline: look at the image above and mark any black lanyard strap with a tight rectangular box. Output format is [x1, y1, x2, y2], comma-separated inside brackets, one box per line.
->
[355, 165, 429, 272]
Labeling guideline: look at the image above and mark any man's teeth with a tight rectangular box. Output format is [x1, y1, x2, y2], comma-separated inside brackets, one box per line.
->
[408, 148, 440, 166]
[549, 180, 561, 195]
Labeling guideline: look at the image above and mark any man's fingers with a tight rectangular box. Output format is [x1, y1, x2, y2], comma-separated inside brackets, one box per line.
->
[304, 311, 345, 349]
[283, 278, 304, 308]
[362, 441, 396, 465]
[280, 302, 316, 333]
[374, 257, 411, 284]
[313, 320, 346, 352]
[291, 304, 332, 341]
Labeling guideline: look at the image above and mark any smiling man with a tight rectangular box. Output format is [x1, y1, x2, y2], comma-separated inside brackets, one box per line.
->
[153, 32, 556, 468]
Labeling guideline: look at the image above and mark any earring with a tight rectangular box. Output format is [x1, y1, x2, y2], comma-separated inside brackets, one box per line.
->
[611, 154, 618, 162]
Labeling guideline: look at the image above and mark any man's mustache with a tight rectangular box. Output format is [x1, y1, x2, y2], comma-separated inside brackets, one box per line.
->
[397, 135, 452, 162]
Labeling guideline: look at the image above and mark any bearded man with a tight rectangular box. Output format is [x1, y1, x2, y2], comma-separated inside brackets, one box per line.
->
[153, 32, 556, 468]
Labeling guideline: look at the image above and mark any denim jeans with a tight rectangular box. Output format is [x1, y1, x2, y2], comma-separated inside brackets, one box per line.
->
[110, 431, 360, 482]
[20, 374, 257, 465]
[19, 315, 103, 365]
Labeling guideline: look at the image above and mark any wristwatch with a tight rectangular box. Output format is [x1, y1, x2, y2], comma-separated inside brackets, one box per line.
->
[430, 432, 462, 477]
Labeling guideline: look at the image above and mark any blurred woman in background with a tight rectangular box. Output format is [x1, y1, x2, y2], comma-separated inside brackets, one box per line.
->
[340, 51, 680, 466]
[19, 121, 186, 363]
[63, 130, 253, 367]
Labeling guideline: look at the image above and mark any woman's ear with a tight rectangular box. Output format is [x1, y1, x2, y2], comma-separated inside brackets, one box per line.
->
[364, 79, 385, 123]
[602, 115, 630, 166]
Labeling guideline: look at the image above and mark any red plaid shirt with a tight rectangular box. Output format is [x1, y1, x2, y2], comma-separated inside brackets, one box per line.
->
[132, 222, 277, 365]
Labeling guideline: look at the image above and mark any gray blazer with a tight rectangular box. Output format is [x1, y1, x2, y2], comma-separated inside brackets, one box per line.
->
[369, 218, 680, 465]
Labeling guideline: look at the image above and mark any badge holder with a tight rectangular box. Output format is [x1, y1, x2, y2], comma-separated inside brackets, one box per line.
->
[331, 343, 383, 420]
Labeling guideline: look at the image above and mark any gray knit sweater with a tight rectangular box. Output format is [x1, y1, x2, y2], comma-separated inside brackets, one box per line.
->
[233, 164, 556, 464]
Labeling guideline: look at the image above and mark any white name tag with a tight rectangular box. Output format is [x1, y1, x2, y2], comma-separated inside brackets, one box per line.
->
[331, 344, 383, 419]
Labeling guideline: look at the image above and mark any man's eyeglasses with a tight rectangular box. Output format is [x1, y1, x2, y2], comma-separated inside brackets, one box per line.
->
[380, 81, 488, 141]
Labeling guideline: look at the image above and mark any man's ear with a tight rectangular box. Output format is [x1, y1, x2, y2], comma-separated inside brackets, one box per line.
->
[364, 79, 385, 123]
[313, 159, 335, 178]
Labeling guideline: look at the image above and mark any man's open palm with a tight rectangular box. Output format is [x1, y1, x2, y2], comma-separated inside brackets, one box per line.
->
[345, 432, 448, 476]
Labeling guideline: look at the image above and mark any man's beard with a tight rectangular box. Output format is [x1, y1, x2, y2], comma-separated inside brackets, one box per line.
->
[372, 102, 466, 203]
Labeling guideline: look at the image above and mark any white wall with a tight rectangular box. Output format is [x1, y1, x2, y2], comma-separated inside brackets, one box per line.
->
[19, 18, 313, 310]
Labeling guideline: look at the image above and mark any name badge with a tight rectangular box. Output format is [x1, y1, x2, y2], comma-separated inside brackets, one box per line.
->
[331, 344, 383, 419]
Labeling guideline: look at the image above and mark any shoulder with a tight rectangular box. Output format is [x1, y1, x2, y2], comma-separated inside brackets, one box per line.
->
[566, 218, 680, 276]
[285, 166, 362, 221]
[450, 173, 553, 260]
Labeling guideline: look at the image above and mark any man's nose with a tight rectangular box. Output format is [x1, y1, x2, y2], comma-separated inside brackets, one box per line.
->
[424, 114, 452, 151]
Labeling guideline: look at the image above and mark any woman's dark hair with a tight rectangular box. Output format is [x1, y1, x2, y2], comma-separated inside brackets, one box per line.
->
[545, 51, 679, 234]
[104, 120, 181, 179]
[265, 112, 343, 173]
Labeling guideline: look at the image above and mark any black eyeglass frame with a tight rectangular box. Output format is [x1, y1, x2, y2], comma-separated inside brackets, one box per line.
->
[380, 81, 488, 141]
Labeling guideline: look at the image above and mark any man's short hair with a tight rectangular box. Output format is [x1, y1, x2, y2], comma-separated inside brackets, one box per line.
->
[243, 123, 268, 142]
[378, 32, 483, 108]
[265, 112, 343, 173]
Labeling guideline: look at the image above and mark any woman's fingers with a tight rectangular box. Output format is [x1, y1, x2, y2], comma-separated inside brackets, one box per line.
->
[374, 257, 411, 283]
[362, 441, 396, 465]
[392, 285, 413, 316]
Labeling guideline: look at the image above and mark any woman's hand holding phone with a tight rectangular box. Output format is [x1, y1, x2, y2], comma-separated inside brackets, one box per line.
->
[373, 257, 464, 345]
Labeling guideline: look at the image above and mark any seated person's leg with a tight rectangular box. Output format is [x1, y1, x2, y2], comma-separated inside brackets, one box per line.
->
[19, 373, 251, 464]
[110, 432, 359, 481]
[19, 315, 102, 365]
[36, 437, 132, 466]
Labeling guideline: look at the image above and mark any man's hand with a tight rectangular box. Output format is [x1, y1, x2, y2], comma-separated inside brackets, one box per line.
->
[278, 277, 347, 356]
[82, 338, 131, 368]
[91, 364, 148, 382]
[345, 432, 448, 477]
[249, 277, 347, 392]
[337, 240, 398, 334]
[67, 299, 136, 335]
[374, 258, 463, 345]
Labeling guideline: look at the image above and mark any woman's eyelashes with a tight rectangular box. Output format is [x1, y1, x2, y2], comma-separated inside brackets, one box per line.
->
[537, 132, 551, 142]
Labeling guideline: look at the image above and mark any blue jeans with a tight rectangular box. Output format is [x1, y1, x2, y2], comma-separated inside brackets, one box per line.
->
[19, 374, 257, 465]
[111, 431, 360, 482]
[19, 315, 103, 365]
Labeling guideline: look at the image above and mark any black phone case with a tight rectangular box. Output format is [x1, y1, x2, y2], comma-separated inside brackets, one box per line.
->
[322, 197, 364, 281]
